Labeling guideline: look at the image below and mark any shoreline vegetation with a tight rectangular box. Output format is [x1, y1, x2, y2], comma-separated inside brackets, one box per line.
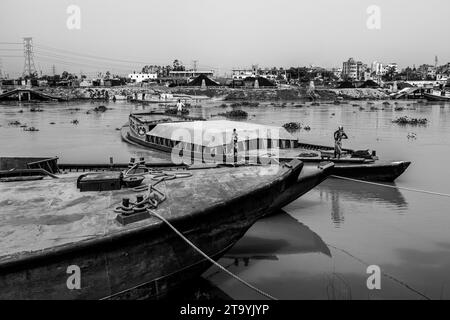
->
[4, 86, 391, 102]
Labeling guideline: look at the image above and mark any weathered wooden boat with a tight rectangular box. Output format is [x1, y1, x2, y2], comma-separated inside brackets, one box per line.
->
[423, 92, 450, 102]
[0, 159, 303, 299]
[121, 112, 410, 181]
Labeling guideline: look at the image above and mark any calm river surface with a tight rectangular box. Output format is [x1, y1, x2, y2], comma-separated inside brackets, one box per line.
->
[1, 98, 450, 300]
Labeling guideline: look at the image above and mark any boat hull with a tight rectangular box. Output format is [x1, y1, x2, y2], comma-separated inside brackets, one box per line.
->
[329, 161, 411, 182]
[423, 93, 450, 101]
[0, 162, 302, 300]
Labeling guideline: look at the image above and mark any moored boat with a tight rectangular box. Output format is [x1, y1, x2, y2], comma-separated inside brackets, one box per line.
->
[423, 92, 450, 101]
[0, 160, 303, 299]
[121, 112, 410, 181]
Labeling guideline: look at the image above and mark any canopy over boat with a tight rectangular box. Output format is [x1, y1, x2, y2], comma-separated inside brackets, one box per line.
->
[147, 120, 297, 147]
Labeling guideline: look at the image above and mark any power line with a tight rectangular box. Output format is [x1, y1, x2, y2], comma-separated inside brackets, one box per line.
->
[35, 44, 161, 65]
[34, 51, 141, 70]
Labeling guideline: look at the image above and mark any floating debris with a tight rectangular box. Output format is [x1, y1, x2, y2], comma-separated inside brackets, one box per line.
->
[283, 122, 302, 131]
[30, 107, 43, 112]
[394, 106, 404, 111]
[23, 126, 39, 132]
[218, 103, 228, 108]
[71, 119, 79, 125]
[93, 105, 108, 113]
[49, 122, 56, 125]
[311, 102, 320, 106]
[382, 101, 391, 105]
[218, 110, 248, 119]
[333, 100, 341, 105]
[359, 107, 365, 111]
[240, 101, 259, 107]
[164, 108, 189, 115]
[293, 104, 304, 108]
[303, 125, 311, 131]
[8, 120, 21, 126]
[407, 132, 417, 140]
[393, 116, 428, 125]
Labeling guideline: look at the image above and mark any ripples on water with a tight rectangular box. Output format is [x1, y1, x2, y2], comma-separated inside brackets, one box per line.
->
[1, 99, 450, 299]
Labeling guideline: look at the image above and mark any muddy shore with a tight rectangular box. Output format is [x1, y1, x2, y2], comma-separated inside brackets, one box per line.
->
[33, 86, 390, 101]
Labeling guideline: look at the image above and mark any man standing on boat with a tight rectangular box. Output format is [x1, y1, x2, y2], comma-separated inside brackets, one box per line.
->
[334, 126, 348, 159]
[232, 128, 238, 163]
[176, 99, 185, 114]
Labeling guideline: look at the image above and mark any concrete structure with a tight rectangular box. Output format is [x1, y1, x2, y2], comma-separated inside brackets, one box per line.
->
[128, 72, 158, 83]
[232, 69, 256, 80]
[342, 58, 366, 81]
[168, 70, 214, 80]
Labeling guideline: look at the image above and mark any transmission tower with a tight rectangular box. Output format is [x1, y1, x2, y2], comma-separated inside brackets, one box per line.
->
[22, 37, 37, 78]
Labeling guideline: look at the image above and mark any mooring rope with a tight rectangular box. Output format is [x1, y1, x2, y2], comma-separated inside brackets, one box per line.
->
[331, 175, 450, 198]
[326, 243, 431, 300]
[149, 209, 278, 300]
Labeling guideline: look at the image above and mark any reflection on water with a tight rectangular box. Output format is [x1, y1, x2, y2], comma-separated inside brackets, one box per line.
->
[223, 211, 331, 263]
[317, 179, 409, 227]
[1, 99, 450, 299]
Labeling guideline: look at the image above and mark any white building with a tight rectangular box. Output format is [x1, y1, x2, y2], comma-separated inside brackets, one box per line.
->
[371, 61, 384, 75]
[232, 69, 257, 80]
[128, 72, 158, 83]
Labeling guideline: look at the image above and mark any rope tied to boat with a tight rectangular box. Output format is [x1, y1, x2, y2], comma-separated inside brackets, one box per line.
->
[148, 209, 278, 300]
[331, 175, 450, 198]
[114, 162, 193, 215]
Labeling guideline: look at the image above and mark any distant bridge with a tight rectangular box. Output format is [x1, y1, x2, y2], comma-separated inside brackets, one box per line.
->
[0, 88, 67, 102]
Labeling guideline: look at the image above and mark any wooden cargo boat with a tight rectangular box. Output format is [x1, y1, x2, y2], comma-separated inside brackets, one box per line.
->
[0, 160, 303, 299]
[423, 92, 450, 102]
[121, 112, 410, 181]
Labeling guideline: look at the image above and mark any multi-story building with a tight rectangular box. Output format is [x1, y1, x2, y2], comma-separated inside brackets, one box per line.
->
[371, 61, 384, 75]
[342, 58, 367, 80]
[342, 58, 358, 80]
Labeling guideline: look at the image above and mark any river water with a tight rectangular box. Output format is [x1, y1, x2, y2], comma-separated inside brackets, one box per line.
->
[1, 98, 450, 300]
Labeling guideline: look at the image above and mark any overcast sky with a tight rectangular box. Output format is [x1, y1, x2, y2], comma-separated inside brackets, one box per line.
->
[1, 0, 449, 77]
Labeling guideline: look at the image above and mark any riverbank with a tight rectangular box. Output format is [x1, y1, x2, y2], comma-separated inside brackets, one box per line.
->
[1, 86, 390, 102]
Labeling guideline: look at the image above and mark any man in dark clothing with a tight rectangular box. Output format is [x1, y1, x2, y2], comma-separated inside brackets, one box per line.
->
[334, 126, 348, 159]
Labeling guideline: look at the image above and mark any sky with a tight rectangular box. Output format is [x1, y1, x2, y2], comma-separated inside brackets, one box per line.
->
[1, 0, 449, 77]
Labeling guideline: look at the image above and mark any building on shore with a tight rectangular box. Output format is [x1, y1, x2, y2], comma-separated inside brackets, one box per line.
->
[128, 72, 158, 83]
[232, 69, 257, 80]
[168, 70, 214, 81]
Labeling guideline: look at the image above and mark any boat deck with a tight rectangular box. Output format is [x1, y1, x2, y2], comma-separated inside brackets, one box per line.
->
[0, 165, 291, 265]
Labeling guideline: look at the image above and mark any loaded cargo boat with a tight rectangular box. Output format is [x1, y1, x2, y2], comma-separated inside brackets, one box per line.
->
[0, 158, 304, 299]
[121, 112, 410, 181]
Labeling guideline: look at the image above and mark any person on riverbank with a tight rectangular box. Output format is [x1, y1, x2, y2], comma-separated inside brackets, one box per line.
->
[176, 99, 185, 114]
[334, 126, 348, 159]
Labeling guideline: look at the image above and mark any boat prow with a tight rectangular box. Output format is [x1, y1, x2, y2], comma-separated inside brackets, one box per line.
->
[0, 160, 303, 300]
